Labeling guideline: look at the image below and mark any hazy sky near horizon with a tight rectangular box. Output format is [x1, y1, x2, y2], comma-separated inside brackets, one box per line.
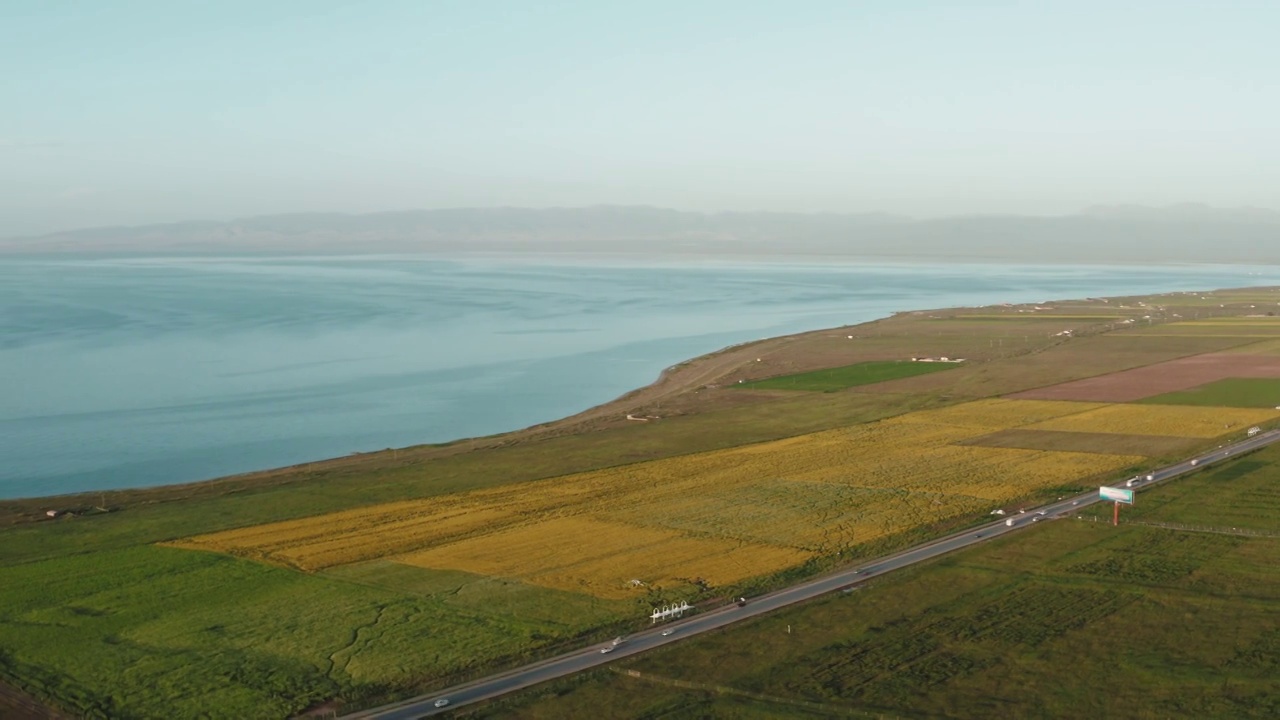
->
[3, 1, 1279, 235]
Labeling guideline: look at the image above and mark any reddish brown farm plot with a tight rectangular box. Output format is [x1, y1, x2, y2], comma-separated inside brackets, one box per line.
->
[1008, 352, 1280, 402]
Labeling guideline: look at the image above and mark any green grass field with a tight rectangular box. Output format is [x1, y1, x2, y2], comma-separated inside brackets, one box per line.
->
[739, 360, 958, 392]
[474, 446, 1280, 719]
[1139, 378, 1280, 409]
[0, 546, 632, 719]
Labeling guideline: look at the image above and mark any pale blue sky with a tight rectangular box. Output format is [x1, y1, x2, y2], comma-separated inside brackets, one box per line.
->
[3, 1, 1278, 235]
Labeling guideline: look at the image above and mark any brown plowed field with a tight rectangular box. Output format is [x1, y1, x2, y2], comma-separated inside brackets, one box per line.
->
[1008, 353, 1280, 402]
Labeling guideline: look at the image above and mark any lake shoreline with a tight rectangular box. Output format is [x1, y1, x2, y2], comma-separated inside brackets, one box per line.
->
[5, 276, 1279, 512]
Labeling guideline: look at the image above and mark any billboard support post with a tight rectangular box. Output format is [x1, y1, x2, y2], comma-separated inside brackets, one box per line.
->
[1099, 486, 1134, 527]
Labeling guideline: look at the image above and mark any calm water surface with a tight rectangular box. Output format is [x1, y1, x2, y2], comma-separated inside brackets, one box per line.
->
[3, 255, 1278, 499]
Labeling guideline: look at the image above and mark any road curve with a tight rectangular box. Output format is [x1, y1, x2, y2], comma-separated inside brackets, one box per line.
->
[345, 428, 1280, 719]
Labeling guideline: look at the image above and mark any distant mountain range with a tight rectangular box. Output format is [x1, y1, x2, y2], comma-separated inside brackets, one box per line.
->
[4, 204, 1279, 263]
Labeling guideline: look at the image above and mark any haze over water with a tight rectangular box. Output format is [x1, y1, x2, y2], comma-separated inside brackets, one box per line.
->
[3, 255, 1278, 500]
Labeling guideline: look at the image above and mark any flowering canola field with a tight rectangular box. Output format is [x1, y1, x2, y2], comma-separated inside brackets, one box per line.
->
[396, 517, 810, 599]
[1024, 404, 1280, 438]
[172, 398, 1269, 598]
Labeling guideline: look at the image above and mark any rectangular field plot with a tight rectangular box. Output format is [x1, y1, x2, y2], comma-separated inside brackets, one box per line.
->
[882, 398, 1104, 429]
[172, 398, 1151, 598]
[1164, 317, 1280, 326]
[1138, 377, 1280, 408]
[738, 360, 957, 391]
[959, 428, 1197, 457]
[394, 517, 808, 599]
[1224, 338, 1280, 355]
[947, 314, 1124, 321]
[1024, 403, 1280, 438]
[1009, 351, 1280, 403]
[169, 501, 529, 571]
[602, 481, 938, 550]
[782, 441, 1141, 501]
[1124, 318, 1280, 337]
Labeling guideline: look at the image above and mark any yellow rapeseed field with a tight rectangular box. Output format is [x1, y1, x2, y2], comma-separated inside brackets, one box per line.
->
[172, 397, 1194, 597]
[881, 398, 1105, 429]
[397, 517, 809, 599]
[1025, 404, 1280, 438]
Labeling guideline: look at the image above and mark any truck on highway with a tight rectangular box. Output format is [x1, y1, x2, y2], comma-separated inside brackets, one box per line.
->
[1005, 518, 1015, 526]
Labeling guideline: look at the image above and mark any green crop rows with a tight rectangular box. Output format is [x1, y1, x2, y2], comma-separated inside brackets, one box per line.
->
[1139, 377, 1280, 408]
[739, 360, 958, 392]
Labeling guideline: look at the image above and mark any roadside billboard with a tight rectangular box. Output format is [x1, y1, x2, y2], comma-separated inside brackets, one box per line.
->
[1099, 486, 1134, 504]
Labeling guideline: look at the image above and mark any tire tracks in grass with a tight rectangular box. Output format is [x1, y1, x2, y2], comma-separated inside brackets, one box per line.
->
[327, 605, 390, 680]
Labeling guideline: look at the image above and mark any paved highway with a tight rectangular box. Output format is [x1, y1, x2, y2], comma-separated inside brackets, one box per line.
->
[345, 427, 1280, 719]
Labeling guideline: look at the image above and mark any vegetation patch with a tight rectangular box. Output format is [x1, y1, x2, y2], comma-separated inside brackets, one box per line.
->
[1008, 351, 1280, 403]
[1138, 377, 1280, 408]
[1228, 628, 1280, 671]
[0, 545, 640, 719]
[946, 314, 1122, 321]
[932, 584, 1138, 645]
[1024, 403, 1280, 438]
[479, 448, 1280, 719]
[1168, 318, 1280, 326]
[1225, 338, 1280, 355]
[173, 398, 1144, 595]
[958, 428, 1197, 457]
[395, 517, 808, 599]
[1063, 530, 1245, 584]
[1079, 447, 1280, 533]
[738, 360, 957, 392]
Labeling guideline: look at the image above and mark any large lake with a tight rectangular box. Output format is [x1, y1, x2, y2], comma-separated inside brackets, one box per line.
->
[3, 255, 1278, 499]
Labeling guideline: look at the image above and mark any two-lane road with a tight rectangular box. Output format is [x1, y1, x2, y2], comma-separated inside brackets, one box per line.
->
[347, 427, 1280, 719]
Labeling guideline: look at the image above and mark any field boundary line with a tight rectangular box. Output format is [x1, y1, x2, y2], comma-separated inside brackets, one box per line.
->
[1125, 520, 1279, 538]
